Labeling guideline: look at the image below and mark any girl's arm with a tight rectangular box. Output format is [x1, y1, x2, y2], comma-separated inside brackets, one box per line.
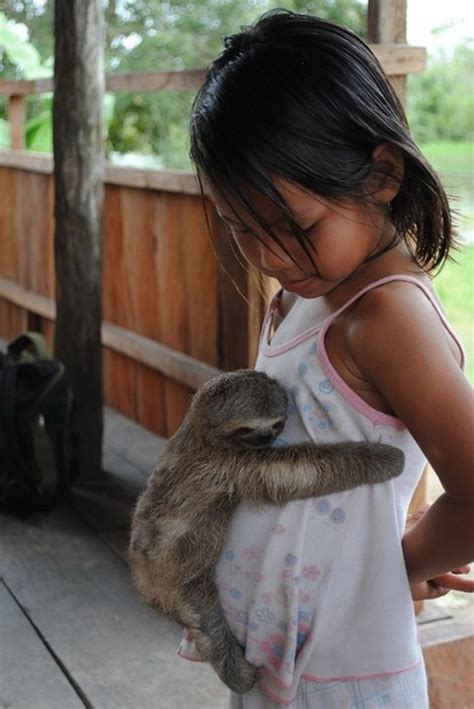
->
[405, 506, 472, 600]
[349, 283, 474, 588]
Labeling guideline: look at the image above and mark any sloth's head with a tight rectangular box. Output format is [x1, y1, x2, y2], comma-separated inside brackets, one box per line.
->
[189, 369, 288, 449]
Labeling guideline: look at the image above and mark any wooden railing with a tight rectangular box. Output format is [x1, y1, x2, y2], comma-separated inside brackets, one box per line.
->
[0, 40, 426, 437]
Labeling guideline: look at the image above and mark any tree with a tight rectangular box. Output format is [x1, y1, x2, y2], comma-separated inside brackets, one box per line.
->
[407, 40, 474, 144]
[53, 0, 104, 481]
[1, 0, 367, 167]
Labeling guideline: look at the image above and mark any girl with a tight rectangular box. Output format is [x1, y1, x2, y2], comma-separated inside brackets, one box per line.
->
[178, 10, 474, 707]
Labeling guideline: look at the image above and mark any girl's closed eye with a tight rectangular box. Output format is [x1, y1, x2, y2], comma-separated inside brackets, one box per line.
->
[230, 225, 252, 236]
[301, 222, 318, 236]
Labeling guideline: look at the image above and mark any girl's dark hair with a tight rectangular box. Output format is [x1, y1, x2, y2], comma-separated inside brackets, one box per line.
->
[190, 9, 454, 271]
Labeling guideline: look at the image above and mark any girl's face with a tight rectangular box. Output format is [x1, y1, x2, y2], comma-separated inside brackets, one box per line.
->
[209, 179, 395, 299]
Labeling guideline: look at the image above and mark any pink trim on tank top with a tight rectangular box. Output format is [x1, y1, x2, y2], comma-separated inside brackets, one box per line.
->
[260, 275, 465, 431]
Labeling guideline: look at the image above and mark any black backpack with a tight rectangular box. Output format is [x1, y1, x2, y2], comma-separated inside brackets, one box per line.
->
[0, 332, 74, 516]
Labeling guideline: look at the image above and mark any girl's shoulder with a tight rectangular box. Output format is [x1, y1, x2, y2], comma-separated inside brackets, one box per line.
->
[349, 271, 462, 368]
[324, 267, 465, 417]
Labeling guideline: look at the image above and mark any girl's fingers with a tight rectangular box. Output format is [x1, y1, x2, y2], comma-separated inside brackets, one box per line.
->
[413, 570, 474, 600]
[411, 580, 448, 601]
[426, 581, 450, 598]
[451, 565, 471, 575]
[430, 573, 474, 593]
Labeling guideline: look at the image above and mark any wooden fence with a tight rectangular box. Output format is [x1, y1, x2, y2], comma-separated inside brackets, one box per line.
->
[0, 23, 426, 438]
[0, 150, 272, 436]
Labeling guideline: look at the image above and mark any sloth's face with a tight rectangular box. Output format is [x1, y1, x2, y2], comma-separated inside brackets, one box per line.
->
[191, 370, 288, 449]
[224, 416, 286, 449]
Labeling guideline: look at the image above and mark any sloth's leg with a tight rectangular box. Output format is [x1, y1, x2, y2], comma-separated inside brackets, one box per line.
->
[234, 441, 404, 504]
[186, 583, 257, 694]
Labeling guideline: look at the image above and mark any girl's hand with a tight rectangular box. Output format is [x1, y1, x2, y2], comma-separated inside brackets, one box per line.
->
[410, 565, 474, 601]
[405, 505, 474, 601]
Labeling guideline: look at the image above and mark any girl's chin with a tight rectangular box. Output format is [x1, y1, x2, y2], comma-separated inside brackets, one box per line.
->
[280, 276, 330, 297]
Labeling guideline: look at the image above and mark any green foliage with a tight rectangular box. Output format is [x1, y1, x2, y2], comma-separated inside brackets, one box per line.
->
[0, 2, 53, 77]
[0, 11, 114, 152]
[1, 2, 472, 166]
[0, 0, 366, 166]
[101, 0, 366, 167]
[407, 41, 474, 144]
[0, 9, 52, 149]
[0, 11, 51, 78]
[435, 243, 474, 384]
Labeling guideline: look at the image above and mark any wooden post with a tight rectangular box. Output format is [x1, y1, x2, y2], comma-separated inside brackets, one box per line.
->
[53, 0, 104, 481]
[367, 0, 407, 103]
[211, 211, 253, 370]
[8, 95, 26, 149]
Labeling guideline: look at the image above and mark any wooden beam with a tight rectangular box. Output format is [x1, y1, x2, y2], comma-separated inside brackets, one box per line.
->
[103, 323, 221, 390]
[0, 276, 220, 389]
[53, 0, 105, 480]
[368, 0, 408, 103]
[0, 78, 53, 95]
[0, 277, 55, 320]
[7, 96, 26, 149]
[370, 44, 425, 75]
[211, 210, 252, 370]
[0, 149, 53, 173]
[0, 150, 200, 194]
[105, 164, 199, 194]
[0, 46, 425, 97]
[368, 1, 406, 43]
[105, 70, 206, 92]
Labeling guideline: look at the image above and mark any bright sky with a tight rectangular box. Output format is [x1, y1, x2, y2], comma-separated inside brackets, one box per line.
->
[407, 0, 474, 53]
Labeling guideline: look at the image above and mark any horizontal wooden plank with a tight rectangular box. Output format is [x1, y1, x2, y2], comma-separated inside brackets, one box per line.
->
[0, 579, 84, 708]
[0, 275, 221, 389]
[106, 69, 206, 92]
[0, 275, 55, 319]
[105, 164, 199, 194]
[0, 77, 53, 95]
[0, 70, 205, 96]
[0, 148, 54, 174]
[0, 150, 200, 194]
[0, 506, 229, 709]
[0, 46, 426, 97]
[0, 276, 56, 320]
[103, 322, 221, 389]
[371, 44, 426, 74]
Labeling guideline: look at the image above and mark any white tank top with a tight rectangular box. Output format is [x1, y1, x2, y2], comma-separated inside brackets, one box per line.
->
[178, 275, 464, 704]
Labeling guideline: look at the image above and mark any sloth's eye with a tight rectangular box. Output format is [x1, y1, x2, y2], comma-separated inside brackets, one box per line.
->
[235, 426, 255, 435]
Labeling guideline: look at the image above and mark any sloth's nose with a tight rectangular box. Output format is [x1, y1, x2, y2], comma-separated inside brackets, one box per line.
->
[255, 431, 274, 446]
[250, 431, 274, 447]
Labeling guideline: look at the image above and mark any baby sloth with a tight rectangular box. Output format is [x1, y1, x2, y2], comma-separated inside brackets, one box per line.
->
[129, 369, 404, 694]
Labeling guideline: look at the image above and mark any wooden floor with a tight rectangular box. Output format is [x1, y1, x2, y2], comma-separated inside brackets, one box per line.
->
[0, 408, 229, 709]
[1, 406, 473, 709]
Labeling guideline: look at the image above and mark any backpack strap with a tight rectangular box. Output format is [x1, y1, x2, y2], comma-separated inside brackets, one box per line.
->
[7, 332, 52, 361]
[0, 366, 32, 498]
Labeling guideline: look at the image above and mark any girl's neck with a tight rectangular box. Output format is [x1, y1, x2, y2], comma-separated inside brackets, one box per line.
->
[278, 242, 423, 319]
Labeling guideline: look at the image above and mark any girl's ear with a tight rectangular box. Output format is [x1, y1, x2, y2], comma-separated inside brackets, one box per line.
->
[370, 143, 404, 204]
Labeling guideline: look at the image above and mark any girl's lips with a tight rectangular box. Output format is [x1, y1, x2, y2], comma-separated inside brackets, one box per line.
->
[280, 275, 315, 291]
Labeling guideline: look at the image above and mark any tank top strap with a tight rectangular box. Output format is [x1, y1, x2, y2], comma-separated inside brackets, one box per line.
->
[321, 274, 466, 368]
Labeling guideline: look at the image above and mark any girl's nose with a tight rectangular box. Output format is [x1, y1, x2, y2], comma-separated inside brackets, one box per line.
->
[259, 240, 293, 272]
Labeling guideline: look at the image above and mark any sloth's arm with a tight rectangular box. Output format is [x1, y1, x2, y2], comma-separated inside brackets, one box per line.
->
[231, 441, 404, 504]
